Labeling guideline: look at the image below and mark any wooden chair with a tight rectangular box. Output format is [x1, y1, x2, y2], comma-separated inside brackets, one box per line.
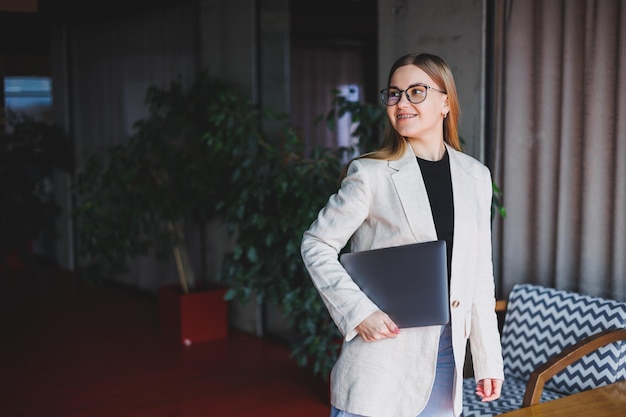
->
[462, 284, 626, 417]
[522, 327, 626, 406]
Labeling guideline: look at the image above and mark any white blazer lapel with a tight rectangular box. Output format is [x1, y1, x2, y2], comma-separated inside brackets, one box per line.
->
[389, 146, 438, 243]
[447, 146, 478, 279]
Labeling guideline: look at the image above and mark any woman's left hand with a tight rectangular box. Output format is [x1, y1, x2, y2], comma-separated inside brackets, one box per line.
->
[355, 310, 400, 341]
[476, 378, 503, 402]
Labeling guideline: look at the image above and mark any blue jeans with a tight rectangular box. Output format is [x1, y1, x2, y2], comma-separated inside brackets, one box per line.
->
[330, 324, 455, 417]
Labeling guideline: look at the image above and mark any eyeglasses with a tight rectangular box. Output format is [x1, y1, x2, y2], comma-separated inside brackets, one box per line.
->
[380, 83, 447, 106]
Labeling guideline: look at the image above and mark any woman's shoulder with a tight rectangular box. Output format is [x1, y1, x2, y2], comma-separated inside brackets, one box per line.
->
[449, 147, 490, 177]
[346, 155, 393, 173]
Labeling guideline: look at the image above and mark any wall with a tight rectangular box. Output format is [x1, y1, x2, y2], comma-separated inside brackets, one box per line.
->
[378, 0, 487, 161]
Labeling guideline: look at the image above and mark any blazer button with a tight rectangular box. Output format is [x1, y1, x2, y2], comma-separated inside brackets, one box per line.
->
[451, 300, 461, 308]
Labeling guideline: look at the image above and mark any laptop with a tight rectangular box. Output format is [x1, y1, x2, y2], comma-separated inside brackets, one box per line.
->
[339, 240, 449, 328]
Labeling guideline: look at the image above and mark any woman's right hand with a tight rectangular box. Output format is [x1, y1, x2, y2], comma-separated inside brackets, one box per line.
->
[355, 310, 401, 341]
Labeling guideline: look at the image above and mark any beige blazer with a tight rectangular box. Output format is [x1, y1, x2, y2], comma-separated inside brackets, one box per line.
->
[301, 144, 504, 417]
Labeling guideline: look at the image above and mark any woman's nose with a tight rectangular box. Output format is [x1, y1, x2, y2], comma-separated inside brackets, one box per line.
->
[397, 93, 411, 107]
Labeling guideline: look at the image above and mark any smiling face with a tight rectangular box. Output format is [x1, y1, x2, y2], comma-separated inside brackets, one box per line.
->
[386, 64, 449, 157]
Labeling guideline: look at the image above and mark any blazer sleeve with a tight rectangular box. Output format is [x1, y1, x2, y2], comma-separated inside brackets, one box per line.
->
[469, 167, 505, 381]
[301, 160, 381, 340]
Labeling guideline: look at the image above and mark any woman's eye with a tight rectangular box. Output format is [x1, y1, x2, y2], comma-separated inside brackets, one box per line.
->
[409, 87, 425, 97]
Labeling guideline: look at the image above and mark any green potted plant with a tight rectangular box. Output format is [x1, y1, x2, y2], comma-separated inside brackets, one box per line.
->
[73, 71, 264, 345]
[218, 92, 383, 380]
[0, 113, 72, 271]
[218, 130, 345, 377]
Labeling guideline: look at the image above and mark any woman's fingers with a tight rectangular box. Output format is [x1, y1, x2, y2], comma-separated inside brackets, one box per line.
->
[356, 310, 401, 341]
[476, 378, 503, 402]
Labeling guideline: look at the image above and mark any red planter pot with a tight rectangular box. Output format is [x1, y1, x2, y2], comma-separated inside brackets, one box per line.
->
[158, 284, 228, 345]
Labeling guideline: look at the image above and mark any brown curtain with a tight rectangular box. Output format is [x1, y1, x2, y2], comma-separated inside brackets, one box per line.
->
[493, 0, 626, 301]
[290, 45, 365, 154]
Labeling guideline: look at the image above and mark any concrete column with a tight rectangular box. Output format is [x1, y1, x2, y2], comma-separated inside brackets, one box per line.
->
[198, 0, 258, 97]
[257, 0, 290, 117]
[50, 25, 75, 271]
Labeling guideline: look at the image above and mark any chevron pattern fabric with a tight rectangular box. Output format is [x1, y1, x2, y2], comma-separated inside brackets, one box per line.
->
[501, 284, 626, 393]
[462, 284, 626, 417]
[461, 376, 563, 417]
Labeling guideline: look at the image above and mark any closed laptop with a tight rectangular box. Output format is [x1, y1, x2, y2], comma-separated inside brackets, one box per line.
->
[339, 240, 449, 329]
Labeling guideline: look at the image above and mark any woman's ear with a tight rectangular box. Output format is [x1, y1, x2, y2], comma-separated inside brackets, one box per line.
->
[442, 97, 450, 118]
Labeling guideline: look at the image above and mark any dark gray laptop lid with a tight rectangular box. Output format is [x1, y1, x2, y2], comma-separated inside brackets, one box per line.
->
[339, 240, 449, 329]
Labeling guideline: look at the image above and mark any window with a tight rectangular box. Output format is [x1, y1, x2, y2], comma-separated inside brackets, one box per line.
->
[4, 76, 52, 120]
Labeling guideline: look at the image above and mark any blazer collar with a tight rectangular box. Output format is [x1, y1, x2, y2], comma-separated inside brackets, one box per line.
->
[389, 145, 438, 242]
[388, 143, 476, 248]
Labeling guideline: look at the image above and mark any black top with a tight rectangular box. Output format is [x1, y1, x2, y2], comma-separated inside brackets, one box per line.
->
[416, 150, 454, 279]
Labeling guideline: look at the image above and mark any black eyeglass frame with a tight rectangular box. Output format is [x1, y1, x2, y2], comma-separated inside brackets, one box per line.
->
[379, 83, 447, 106]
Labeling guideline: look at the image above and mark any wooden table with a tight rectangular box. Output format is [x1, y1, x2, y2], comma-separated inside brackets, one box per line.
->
[498, 380, 626, 417]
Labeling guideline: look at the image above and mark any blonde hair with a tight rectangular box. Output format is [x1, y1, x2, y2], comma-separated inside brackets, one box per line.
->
[363, 53, 461, 162]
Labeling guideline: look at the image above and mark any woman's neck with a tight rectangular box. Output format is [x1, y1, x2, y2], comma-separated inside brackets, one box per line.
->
[407, 138, 446, 161]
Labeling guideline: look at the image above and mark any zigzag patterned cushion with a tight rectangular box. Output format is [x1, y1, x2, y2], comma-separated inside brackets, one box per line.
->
[461, 376, 563, 417]
[462, 284, 626, 417]
[501, 284, 626, 394]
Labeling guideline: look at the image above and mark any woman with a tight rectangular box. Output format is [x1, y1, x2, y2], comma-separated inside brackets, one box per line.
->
[301, 53, 504, 417]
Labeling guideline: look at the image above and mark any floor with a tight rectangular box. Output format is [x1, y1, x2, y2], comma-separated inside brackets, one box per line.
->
[1, 262, 330, 417]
